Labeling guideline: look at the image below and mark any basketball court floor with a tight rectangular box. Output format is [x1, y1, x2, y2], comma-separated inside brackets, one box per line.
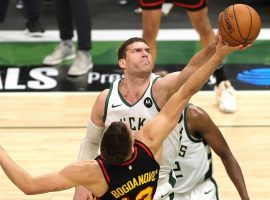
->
[0, 0, 270, 199]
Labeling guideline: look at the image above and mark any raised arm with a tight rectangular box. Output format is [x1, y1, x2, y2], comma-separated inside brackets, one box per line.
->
[187, 105, 250, 200]
[0, 145, 98, 195]
[141, 36, 250, 157]
[153, 39, 217, 105]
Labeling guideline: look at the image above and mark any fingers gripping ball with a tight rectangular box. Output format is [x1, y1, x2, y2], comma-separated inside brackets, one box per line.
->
[218, 4, 261, 46]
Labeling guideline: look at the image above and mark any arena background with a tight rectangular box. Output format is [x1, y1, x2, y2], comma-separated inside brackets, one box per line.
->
[0, 0, 270, 91]
[0, 1, 270, 200]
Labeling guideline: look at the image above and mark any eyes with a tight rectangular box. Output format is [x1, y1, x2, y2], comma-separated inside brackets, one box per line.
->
[129, 48, 151, 54]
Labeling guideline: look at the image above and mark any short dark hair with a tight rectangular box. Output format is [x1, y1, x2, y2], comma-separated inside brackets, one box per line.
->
[100, 121, 133, 164]
[118, 37, 147, 60]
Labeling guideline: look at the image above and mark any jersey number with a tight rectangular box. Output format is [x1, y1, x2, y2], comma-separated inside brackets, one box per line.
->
[173, 161, 183, 178]
[122, 186, 154, 200]
[173, 144, 187, 178]
[178, 145, 187, 157]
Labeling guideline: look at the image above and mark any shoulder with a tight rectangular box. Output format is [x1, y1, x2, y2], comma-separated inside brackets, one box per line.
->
[61, 160, 101, 183]
[152, 71, 183, 107]
[187, 104, 210, 121]
[186, 104, 213, 135]
[135, 140, 155, 158]
[81, 160, 103, 181]
[152, 72, 181, 90]
[96, 89, 110, 102]
[93, 89, 110, 110]
[91, 89, 110, 126]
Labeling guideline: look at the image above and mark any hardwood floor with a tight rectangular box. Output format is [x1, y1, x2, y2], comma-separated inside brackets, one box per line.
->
[0, 91, 269, 199]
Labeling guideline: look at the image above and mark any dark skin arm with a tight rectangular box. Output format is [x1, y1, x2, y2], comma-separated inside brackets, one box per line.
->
[187, 105, 250, 200]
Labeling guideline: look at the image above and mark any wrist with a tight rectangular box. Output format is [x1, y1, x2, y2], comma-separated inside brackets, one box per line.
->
[214, 51, 227, 59]
[211, 54, 224, 67]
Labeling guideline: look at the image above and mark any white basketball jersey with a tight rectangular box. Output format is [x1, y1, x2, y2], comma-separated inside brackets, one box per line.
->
[104, 73, 160, 131]
[173, 104, 213, 194]
[104, 73, 180, 196]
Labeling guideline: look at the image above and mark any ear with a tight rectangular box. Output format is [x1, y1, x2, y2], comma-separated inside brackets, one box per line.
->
[118, 59, 126, 70]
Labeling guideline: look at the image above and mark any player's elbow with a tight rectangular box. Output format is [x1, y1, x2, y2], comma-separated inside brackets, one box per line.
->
[24, 187, 44, 195]
[21, 185, 37, 195]
[18, 180, 40, 195]
[24, 189, 35, 195]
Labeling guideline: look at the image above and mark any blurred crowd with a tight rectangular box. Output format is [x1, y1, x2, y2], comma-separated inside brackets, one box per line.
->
[0, 0, 268, 113]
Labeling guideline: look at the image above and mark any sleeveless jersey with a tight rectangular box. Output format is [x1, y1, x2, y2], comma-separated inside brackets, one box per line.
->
[95, 140, 160, 200]
[173, 104, 213, 193]
[103, 73, 180, 196]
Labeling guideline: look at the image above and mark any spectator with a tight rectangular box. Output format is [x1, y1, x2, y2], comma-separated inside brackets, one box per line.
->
[43, 0, 93, 76]
[23, 0, 45, 37]
[140, 0, 237, 113]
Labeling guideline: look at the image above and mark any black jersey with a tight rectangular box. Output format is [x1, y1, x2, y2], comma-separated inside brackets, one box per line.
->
[140, 0, 207, 11]
[94, 140, 160, 200]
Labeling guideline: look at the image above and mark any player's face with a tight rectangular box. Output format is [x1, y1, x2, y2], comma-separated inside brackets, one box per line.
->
[121, 42, 154, 75]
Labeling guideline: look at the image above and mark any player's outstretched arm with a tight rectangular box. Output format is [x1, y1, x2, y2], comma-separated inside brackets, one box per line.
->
[0, 145, 96, 195]
[154, 38, 217, 101]
[142, 36, 250, 157]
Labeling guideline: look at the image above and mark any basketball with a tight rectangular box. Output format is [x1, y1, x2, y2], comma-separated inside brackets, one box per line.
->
[218, 4, 261, 46]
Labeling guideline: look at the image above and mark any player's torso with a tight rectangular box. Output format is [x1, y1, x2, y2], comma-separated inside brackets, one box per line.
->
[103, 74, 180, 193]
[104, 74, 160, 131]
[173, 104, 213, 194]
[95, 140, 160, 200]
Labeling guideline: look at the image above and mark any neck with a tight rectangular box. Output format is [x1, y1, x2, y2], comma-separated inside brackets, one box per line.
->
[120, 74, 151, 103]
[124, 147, 135, 161]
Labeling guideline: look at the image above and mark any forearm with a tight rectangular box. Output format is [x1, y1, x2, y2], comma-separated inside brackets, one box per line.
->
[165, 43, 217, 97]
[163, 36, 244, 99]
[77, 120, 104, 161]
[186, 42, 217, 69]
[222, 156, 250, 200]
[159, 53, 224, 135]
[0, 147, 33, 194]
[148, 53, 219, 150]
[182, 53, 224, 98]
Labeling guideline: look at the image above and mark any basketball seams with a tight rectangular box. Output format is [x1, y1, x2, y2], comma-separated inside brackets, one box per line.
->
[220, 8, 242, 45]
[218, 3, 261, 46]
[249, 8, 261, 40]
[233, 5, 247, 43]
[247, 32, 260, 42]
[245, 5, 253, 44]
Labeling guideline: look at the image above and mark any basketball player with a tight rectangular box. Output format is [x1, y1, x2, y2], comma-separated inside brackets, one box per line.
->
[0, 36, 244, 199]
[172, 103, 250, 199]
[140, 0, 238, 114]
[153, 70, 250, 200]
[73, 37, 250, 199]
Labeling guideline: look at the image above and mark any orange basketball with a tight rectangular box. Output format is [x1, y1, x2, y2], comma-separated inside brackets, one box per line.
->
[218, 4, 261, 46]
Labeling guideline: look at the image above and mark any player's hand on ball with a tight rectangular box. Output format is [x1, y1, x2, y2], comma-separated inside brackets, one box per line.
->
[216, 35, 251, 57]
